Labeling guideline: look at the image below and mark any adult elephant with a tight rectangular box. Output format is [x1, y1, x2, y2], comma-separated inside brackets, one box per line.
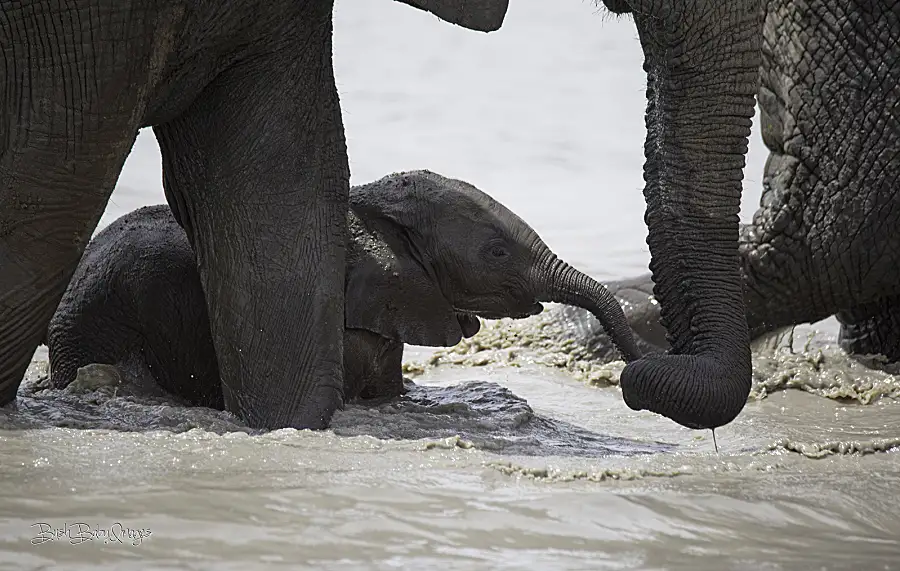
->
[572, 1, 900, 372]
[0, 0, 761, 430]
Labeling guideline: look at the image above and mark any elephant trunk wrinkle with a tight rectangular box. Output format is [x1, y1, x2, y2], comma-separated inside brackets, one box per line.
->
[536, 254, 642, 363]
[618, 0, 759, 430]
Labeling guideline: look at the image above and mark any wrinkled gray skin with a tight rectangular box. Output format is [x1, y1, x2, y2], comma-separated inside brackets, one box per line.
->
[1, 0, 762, 430]
[46, 170, 642, 409]
[580, 1, 900, 371]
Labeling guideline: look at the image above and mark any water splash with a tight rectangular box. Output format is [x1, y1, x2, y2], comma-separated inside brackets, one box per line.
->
[4, 360, 669, 458]
[403, 305, 900, 404]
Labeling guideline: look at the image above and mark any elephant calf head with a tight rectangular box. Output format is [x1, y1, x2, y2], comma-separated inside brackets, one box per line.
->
[344, 170, 642, 367]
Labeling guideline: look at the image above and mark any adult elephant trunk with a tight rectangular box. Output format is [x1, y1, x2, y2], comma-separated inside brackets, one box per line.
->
[614, 0, 762, 429]
[535, 254, 643, 364]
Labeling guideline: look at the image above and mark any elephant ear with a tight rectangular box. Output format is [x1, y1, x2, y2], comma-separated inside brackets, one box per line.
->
[345, 232, 463, 348]
[347, 170, 477, 346]
[393, 0, 509, 32]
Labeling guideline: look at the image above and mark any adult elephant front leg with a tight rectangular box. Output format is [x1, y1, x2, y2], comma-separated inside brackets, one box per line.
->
[612, 0, 762, 429]
[0, 124, 140, 407]
[0, 4, 178, 406]
[154, 19, 348, 430]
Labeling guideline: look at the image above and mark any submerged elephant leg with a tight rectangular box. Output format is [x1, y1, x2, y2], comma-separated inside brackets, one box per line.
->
[0, 5, 176, 405]
[739, 0, 900, 338]
[153, 4, 348, 429]
[836, 298, 900, 363]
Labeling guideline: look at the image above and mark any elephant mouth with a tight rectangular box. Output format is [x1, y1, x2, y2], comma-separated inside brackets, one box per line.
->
[455, 313, 482, 338]
[454, 302, 544, 330]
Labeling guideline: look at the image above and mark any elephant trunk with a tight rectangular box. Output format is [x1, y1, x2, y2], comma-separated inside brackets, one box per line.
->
[535, 254, 642, 364]
[617, 0, 761, 429]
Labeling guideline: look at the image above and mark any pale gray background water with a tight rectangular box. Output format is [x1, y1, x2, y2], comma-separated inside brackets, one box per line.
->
[1, 1, 898, 569]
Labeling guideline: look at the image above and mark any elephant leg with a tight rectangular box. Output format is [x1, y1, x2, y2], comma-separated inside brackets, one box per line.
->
[0, 5, 177, 405]
[153, 4, 348, 429]
[836, 298, 900, 362]
[1, 141, 136, 406]
[358, 340, 406, 401]
[739, 0, 900, 338]
[344, 330, 406, 402]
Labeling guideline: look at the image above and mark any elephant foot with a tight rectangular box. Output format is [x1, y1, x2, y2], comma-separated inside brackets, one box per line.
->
[837, 297, 900, 366]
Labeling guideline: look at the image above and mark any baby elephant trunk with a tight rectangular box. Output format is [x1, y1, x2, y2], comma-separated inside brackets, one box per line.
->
[536, 255, 643, 363]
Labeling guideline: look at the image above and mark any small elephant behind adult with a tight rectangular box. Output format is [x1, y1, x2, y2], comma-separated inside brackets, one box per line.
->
[46, 170, 641, 408]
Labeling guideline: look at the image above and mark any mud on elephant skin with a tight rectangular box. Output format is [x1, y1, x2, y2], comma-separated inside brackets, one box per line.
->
[570, 1, 900, 371]
[46, 170, 641, 410]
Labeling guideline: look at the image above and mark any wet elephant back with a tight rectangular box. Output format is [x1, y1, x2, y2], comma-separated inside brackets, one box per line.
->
[47, 205, 223, 407]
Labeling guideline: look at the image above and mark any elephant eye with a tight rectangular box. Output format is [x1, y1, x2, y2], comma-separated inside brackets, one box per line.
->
[489, 245, 509, 259]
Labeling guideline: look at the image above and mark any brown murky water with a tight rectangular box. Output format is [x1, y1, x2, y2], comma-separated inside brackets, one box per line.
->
[2, 1, 898, 569]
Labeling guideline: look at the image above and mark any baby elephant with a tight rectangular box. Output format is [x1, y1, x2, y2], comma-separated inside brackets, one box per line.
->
[46, 170, 641, 409]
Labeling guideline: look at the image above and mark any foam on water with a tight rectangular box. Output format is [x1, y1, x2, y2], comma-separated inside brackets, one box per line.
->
[7, 306, 899, 466]
[403, 305, 900, 406]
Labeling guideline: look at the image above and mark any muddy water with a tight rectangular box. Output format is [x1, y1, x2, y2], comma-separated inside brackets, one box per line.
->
[2, 0, 899, 569]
